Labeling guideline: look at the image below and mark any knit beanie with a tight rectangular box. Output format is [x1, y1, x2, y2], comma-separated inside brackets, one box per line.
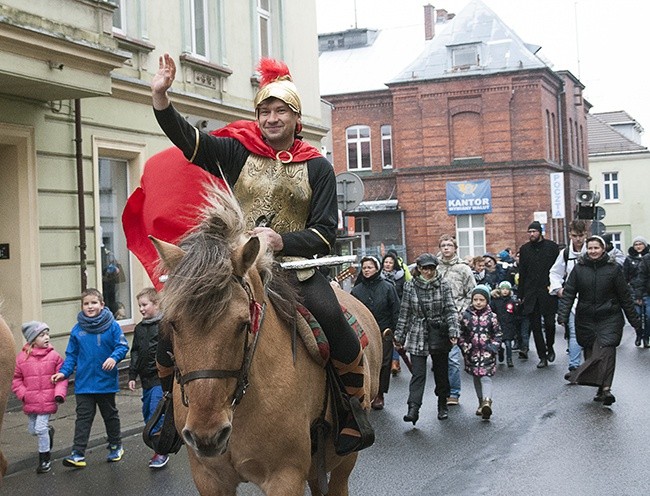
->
[527, 221, 542, 233]
[360, 255, 380, 271]
[472, 284, 492, 304]
[415, 252, 439, 268]
[22, 321, 49, 344]
[498, 281, 512, 290]
[633, 236, 648, 247]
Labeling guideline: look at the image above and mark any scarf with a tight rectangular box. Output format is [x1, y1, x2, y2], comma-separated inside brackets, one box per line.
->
[141, 313, 163, 325]
[77, 307, 115, 334]
[212, 120, 323, 163]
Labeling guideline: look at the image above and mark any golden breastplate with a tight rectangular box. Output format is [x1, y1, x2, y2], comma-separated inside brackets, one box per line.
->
[233, 154, 312, 234]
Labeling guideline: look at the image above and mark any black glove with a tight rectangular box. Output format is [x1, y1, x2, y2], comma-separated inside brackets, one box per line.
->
[55, 395, 64, 404]
[160, 373, 174, 393]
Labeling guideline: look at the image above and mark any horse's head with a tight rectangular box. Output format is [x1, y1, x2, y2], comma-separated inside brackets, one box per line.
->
[152, 187, 272, 457]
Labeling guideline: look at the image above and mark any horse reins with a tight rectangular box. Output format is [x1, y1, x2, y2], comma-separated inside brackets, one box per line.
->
[174, 275, 267, 408]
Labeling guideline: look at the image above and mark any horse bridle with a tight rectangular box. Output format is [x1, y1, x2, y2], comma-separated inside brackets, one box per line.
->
[173, 275, 267, 408]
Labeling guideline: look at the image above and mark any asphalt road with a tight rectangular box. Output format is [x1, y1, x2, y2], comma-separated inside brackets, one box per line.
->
[3, 326, 648, 496]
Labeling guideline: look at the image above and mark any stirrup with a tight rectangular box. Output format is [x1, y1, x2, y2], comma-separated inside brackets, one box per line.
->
[335, 397, 375, 456]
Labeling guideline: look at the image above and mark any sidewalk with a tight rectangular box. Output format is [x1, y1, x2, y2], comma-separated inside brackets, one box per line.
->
[1, 386, 145, 475]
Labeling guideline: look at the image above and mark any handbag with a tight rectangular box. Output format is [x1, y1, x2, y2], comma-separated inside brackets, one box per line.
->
[142, 389, 184, 455]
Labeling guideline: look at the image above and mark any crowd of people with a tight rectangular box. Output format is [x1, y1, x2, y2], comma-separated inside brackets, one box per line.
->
[353, 221, 646, 424]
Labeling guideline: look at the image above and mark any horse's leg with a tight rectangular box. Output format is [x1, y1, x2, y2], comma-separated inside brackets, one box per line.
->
[324, 453, 358, 496]
[187, 452, 238, 496]
[258, 468, 308, 496]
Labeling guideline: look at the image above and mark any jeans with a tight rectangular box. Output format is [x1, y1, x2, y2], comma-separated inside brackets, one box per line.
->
[27, 414, 51, 453]
[637, 297, 650, 340]
[447, 345, 461, 398]
[567, 311, 582, 369]
[142, 385, 164, 434]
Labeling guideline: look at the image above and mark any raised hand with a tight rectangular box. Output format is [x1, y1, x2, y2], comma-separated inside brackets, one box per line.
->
[151, 53, 176, 109]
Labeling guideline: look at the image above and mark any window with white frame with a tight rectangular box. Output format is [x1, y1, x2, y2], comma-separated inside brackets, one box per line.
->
[99, 157, 132, 321]
[190, 0, 209, 58]
[451, 44, 479, 68]
[112, 0, 127, 35]
[603, 172, 619, 201]
[346, 126, 371, 170]
[608, 232, 622, 251]
[381, 125, 393, 169]
[257, 0, 272, 58]
[456, 214, 485, 259]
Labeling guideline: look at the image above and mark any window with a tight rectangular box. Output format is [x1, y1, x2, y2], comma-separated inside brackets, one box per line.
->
[381, 125, 393, 169]
[456, 214, 485, 258]
[609, 232, 622, 251]
[257, 0, 271, 57]
[189, 0, 209, 58]
[603, 172, 619, 201]
[112, 0, 127, 35]
[99, 158, 132, 321]
[346, 126, 371, 170]
[451, 44, 479, 68]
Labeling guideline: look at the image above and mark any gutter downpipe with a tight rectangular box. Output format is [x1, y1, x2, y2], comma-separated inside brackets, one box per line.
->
[75, 99, 88, 291]
[557, 84, 569, 245]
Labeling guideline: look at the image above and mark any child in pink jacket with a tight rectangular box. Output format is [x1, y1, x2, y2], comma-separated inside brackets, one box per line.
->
[12, 321, 68, 474]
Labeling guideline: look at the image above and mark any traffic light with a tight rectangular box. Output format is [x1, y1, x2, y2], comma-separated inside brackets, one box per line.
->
[574, 189, 606, 234]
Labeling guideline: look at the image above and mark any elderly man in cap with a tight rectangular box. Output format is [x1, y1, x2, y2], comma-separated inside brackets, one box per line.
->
[151, 54, 371, 455]
[518, 221, 560, 368]
[394, 253, 460, 424]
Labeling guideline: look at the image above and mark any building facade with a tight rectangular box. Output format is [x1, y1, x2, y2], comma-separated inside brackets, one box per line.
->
[320, 0, 590, 262]
[0, 0, 324, 351]
[587, 111, 649, 251]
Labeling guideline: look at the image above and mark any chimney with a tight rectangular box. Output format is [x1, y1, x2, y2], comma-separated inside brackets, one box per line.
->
[436, 9, 448, 23]
[424, 4, 435, 41]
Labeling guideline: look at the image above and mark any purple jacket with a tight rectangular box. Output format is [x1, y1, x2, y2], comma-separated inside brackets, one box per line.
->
[12, 345, 68, 415]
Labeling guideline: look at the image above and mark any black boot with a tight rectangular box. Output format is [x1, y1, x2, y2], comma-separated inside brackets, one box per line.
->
[48, 426, 55, 450]
[36, 452, 51, 474]
[403, 404, 419, 425]
[437, 404, 449, 420]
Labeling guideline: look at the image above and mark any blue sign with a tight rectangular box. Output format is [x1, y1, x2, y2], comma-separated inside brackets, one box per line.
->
[446, 180, 492, 215]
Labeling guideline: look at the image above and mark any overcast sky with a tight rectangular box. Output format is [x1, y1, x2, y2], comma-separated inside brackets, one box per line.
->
[316, 0, 650, 145]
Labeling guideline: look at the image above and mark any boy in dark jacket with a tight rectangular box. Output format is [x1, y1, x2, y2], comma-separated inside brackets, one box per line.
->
[128, 287, 168, 468]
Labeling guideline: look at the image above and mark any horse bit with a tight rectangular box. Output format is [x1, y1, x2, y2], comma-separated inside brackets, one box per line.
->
[174, 275, 266, 408]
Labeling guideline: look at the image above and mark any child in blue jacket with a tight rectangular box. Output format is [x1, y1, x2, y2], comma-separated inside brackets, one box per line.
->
[52, 288, 129, 468]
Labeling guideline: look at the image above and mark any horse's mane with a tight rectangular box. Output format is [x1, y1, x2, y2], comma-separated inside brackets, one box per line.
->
[161, 184, 298, 329]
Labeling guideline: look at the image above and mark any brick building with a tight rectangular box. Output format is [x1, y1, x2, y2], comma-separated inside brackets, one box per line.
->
[319, 0, 590, 262]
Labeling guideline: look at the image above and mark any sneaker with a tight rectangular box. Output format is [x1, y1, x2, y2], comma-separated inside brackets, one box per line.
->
[446, 396, 459, 406]
[107, 444, 124, 462]
[62, 450, 86, 468]
[149, 453, 169, 469]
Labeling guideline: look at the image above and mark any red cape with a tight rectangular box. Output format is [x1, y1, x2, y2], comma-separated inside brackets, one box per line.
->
[122, 122, 322, 289]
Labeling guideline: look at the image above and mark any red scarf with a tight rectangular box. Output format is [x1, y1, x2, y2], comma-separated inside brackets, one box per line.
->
[212, 120, 323, 162]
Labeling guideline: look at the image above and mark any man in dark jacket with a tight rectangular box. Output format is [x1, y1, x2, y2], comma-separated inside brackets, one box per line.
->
[518, 221, 560, 368]
[352, 256, 400, 410]
[634, 252, 650, 347]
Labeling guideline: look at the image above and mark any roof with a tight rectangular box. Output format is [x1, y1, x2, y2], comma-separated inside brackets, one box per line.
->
[587, 113, 647, 156]
[319, 22, 426, 96]
[390, 0, 549, 84]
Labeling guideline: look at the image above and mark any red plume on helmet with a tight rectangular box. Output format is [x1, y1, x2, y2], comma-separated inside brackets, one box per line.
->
[257, 58, 292, 86]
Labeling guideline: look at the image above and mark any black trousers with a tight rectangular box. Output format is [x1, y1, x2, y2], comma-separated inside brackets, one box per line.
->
[378, 336, 394, 394]
[407, 350, 450, 408]
[73, 393, 121, 454]
[529, 306, 556, 359]
[299, 270, 360, 364]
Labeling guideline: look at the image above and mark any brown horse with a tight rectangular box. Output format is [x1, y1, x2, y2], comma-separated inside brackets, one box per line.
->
[0, 314, 17, 479]
[152, 188, 381, 496]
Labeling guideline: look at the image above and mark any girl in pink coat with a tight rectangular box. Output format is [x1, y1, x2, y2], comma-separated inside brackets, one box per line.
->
[12, 321, 68, 474]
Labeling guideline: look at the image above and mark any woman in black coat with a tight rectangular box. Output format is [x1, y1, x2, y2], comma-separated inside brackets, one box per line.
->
[351, 256, 400, 410]
[558, 236, 641, 405]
